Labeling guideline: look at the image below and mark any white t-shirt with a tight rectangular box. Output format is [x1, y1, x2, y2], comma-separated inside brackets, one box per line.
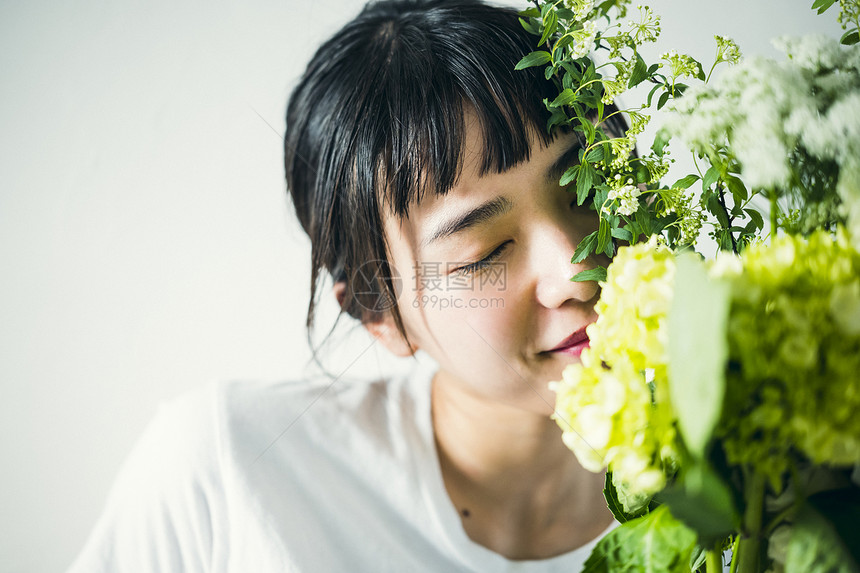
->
[68, 359, 613, 572]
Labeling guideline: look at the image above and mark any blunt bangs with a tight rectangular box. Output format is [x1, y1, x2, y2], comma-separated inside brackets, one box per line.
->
[360, 1, 558, 217]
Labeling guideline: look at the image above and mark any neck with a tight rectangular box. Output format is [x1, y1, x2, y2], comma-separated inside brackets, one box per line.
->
[431, 370, 613, 560]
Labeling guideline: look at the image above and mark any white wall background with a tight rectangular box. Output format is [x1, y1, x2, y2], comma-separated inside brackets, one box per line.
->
[0, 1, 839, 571]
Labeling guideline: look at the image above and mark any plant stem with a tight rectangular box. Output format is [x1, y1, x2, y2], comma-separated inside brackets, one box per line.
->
[735, 472, 766, 572]
[705, 60, 718, 84]
[728, 536, 740, 573]
[769, 192, 778, 238]
[706, 546, 722, 573]
[716, 185, 738, 254]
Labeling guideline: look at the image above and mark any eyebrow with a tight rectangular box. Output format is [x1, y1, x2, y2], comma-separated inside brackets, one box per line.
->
[423, 196, 513, 247]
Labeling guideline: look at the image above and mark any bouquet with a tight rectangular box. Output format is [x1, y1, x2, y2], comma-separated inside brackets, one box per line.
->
[516, 0, 860, 570]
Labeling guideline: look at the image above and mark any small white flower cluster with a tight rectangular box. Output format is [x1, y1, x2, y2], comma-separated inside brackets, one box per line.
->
[608, 175, 642, 216]
[564, 0, 594, 21]
[625, 110, 650, 137]
[715, 35, 742, 65]
[656, 188, 705, 244]
[608, 137, 635, 169]
[571, 20, 598, 59]
[627, 4, 660, 45]
[663, 35, 860, 246]
[601, 59, 634, 104]
[660, 50, 699, 81]
[839, 0, 860, 29]
[604, 34, 629, 59]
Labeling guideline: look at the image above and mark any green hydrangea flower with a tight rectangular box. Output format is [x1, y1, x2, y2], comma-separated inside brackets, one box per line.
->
[551, 238, 680, 512]
[716, 227, 860, 491]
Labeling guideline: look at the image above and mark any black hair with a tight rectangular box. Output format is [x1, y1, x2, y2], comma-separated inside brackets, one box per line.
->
[284, 0, 566, 353]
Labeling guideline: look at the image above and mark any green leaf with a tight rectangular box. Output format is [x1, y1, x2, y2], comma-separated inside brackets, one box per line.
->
[628, 52, 649, 88]
[657, 90, 671, 110]
[785, 488, 860, 573]
[515, 50, 551, 70]
[577, 161, 595, 204]
[841, 29, 860, 45]
[518, 6, 540, 17]
[604, 476, 630, 524]
[668, 254, 729, 458]
[560, 165, 579, 187]
[582, 505, 698, 573]
[585, 146, 604, 163]
[550, 88, 578, 108]
[730, 204, 744, 219]
[744, 208, 764, 230]
[571, 230, 598, 264]
[646, 83, 663, 108]
[556, 6, 574, 19]
[655, 462, 739, 543]
[596, 216, 611, 254]
[562, 71, 573, 90]
[690, 546, 707, 573]
[724, 174, 748, 202]
[579, 115, 596, 145]
[582, 59, 596, 84]
[636, 204, 653, 235]
[811, 0, 838, 13]
[571, 266, 607, 283]
[540, 1, 552, 17]
[546, 107, 568, 132]
[611, 226, 633, 242]
[593, 187, 609, 216]
[672, 174, 700, 190]
[718, 229, 733, 251]
[651, 128, 670, 156]
[702, 165, 721, 191]
[707, 193, 730, 228]
[603, 472, 646, 523]
[554, 34, 574, 57]
[539, 10, 558, 46]
[519, 17, 539, 35]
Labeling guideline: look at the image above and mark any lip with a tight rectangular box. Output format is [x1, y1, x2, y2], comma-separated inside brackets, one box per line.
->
[545, 325, 591, 357]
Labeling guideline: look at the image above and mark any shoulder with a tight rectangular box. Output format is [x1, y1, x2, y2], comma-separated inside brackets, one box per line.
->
[68, 359, 440, 572]
[107, 357, 436, 479]
[215, 359, 437, 467]
[67, 384, 226, 572]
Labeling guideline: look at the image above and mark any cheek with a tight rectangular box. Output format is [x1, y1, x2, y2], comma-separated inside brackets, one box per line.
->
[406, 281, 529, 363]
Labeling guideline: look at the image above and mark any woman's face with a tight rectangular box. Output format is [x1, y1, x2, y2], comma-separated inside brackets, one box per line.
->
[378, 114, 608, 415]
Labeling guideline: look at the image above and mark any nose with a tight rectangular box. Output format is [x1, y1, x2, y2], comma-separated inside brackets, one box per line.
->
[530, 214, 601, 309]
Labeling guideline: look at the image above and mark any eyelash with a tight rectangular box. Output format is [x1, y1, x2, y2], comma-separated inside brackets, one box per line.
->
[453, 197, 581, 276]
[455, 241, 512, 275]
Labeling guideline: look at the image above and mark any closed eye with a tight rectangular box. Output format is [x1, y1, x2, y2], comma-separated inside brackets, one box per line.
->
[453, 241, 512, 276]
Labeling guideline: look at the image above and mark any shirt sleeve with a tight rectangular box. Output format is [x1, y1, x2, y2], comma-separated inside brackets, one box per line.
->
[67, 384, 226, 573]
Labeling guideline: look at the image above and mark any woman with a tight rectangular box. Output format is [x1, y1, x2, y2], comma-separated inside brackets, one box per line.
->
[69, 1, 616, 570]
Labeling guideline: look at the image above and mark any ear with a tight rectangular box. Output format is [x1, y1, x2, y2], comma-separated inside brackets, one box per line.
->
[363, 317, 417, 357]
[332, 282, 417, 357]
